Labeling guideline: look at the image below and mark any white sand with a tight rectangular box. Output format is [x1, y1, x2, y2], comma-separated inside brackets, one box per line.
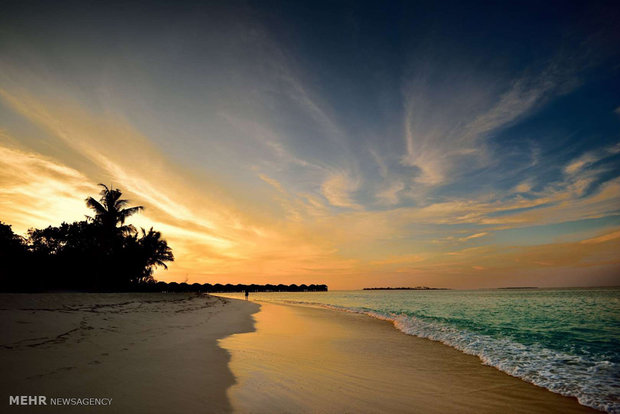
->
[0, 293, 259, 413]
[221, 302, 599, 414]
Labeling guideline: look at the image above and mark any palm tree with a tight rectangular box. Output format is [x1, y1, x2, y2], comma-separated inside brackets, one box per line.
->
[85, 184, 143, 233]
[138, 227, 174, 281]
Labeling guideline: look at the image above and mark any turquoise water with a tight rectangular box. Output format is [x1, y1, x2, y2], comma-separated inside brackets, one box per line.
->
[219, 288, 620, 412]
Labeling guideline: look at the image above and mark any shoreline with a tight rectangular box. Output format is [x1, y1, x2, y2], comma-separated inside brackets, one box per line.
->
[221, 301, 600, 413]
[0, 293, 259, 413]
[288, 299, 607, 411]
[0, 292, 605, 413]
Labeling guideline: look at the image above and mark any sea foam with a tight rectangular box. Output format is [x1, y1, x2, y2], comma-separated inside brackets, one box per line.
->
[282, 299, 619, 413]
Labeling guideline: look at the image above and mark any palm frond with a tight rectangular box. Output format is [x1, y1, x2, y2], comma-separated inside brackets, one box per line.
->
[119, 224, 137, 236]
[85, 197, 107, 215]
[156, 261, 169, 269]
[115, 199, 129, 209]
[121, 206, 144, 219]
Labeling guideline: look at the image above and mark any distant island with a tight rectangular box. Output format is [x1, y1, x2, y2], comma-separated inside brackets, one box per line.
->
[363, 287, 450, 291]
[498, 287, 539, 290]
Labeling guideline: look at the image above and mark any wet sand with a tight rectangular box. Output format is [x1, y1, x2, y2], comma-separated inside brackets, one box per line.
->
[0, 293, 259, 413]
[220, 302, 599, 414]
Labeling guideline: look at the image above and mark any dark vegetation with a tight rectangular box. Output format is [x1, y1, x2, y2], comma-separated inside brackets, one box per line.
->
[146, 283, 328, 293]
[0, 184, 328, 293]
[0, 184, 172, 292]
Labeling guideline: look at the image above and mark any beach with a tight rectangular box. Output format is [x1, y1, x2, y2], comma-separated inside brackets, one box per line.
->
[0, 293, 605, 413]
[221, 301, 600, 414]
[0, 293, 259, 413]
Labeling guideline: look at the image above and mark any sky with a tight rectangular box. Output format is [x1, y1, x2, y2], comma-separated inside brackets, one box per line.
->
[1, 0, 619, 289]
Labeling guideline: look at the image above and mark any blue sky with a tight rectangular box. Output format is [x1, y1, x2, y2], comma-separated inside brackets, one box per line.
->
[1, 0, 619, 288]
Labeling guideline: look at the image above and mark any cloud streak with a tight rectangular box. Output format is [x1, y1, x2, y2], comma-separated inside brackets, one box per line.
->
[402, 57, 580, 189]
[321, 170, 362, 209]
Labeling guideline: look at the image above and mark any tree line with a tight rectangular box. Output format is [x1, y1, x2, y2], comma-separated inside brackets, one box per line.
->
[0, 184, 173, 292]
[141, 282, 328, 293]
[0, 184, 329, 293]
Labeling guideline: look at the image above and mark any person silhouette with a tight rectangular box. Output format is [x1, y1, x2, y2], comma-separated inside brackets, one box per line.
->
[245, 290, 249, 300]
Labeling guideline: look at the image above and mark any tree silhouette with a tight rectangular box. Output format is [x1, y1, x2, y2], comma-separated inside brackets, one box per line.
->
[86, 184, 143, 234]
[0, 222, 29, 290]
[1, 185, 327, 292]
[138, 227, 174, 282]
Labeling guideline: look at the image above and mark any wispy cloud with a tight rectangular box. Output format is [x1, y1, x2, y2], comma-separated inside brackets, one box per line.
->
[0, 141, 98, 232]
[321, 170, 362, 209]
[376, 180, 405, 205]
[459, 232, 488, 242]
[219, 112, 321, 171]
[402, 58, 579, 188]
[258, 173, 286, 193]
[580, 228, 620, 245]
[513, 182, 533, 194]
[564, 142, 620, 175]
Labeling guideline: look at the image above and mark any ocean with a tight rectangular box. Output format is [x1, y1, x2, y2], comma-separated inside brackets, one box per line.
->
[218, 288, 620, 413]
